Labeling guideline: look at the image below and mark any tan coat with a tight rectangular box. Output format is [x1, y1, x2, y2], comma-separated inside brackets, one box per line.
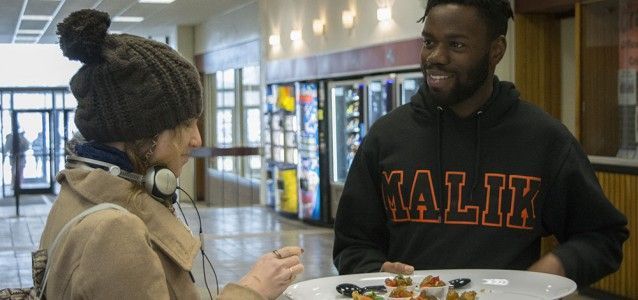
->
[40, 168, 264, 300]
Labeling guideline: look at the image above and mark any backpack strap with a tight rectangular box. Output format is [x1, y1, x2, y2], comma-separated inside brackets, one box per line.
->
[39, 203, 129, 299]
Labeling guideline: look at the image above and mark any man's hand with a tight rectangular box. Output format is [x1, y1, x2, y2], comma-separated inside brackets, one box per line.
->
[380, 261, 415, 274]
[528, 253, 566, 277]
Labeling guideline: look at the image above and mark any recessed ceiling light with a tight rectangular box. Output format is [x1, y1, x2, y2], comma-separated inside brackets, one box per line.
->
[112, 16, 144, 22]
[139, 0, 175, 3]
[17, 29, 44, 35]
[15, 35, 39, 41]
[22, 15, 53, 21]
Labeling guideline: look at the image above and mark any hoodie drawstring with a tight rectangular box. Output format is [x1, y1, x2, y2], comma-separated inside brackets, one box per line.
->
[436, 106, 444, 222]
[470, 110, 483, 201]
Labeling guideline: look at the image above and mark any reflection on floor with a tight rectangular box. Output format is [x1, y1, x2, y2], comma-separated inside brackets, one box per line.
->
[0, 195, 607, 299]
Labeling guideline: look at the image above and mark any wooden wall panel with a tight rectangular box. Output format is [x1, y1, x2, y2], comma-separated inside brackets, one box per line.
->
[591, 171, 637, 298]
[515, 14, 562, 119]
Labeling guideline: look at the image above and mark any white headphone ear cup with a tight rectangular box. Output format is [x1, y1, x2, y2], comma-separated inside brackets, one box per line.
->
[145, 166, 177, 199]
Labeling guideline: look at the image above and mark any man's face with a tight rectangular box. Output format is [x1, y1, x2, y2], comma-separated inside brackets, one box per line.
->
[420, 4, 494, 107]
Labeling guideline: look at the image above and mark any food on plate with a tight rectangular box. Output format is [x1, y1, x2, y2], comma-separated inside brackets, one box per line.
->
[388, 286, 414, 298]
[351, 291, 384, 300]
[459, 290, 477, 300]
[412, 289, 477, 300]
[419, 275, 446, 288]
[385, 274, 413, 287]
[445, 289, 477, 300]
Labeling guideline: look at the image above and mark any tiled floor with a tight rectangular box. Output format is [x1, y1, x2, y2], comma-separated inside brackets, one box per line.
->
[0, 195, 607, 299]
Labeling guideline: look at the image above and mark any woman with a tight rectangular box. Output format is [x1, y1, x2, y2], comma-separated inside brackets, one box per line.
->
[38, 9, 303, 300]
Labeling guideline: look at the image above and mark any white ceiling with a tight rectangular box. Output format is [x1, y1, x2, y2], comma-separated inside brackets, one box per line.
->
[0, 0, 254, 44]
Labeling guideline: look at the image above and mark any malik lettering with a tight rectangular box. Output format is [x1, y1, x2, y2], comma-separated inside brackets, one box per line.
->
[381, 170, 540, 230]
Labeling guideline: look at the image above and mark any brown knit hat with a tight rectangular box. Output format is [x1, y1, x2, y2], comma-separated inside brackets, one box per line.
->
[57, 9, 202, 142]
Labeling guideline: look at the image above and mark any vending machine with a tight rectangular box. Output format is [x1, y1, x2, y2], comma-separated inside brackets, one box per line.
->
[396, 72, 424, 106]
[328, 80, 365, 217]
[264, 83, 299, 217]
[364, 75, 395, 128]
[263, 85, 276, 208]
[297, 82, 324, 222]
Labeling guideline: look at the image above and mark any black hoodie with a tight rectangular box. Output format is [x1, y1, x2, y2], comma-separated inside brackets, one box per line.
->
[333, 77, 628, 287]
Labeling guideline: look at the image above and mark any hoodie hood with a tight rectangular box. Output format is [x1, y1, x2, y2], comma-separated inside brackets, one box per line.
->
[408, 76, 521, 214]
[410, 75, 520, 127]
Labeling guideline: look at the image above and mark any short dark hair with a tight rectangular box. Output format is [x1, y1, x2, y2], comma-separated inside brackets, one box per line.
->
[418, 0, 514, 39]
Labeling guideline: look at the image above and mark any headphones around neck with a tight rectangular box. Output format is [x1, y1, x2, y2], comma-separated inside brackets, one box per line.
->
[65, 155, 177, 203]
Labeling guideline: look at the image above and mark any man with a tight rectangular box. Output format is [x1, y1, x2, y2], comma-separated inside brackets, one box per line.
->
[332, 0, 628, 287]
[4, 130, 30, 188]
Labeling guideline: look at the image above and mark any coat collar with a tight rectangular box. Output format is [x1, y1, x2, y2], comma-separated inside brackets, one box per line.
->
[57, 168, 200, 271]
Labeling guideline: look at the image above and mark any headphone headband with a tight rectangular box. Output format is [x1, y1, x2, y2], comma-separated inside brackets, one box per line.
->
[65, 155, 177, 203]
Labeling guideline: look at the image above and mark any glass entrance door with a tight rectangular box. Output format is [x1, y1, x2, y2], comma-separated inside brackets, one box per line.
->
[4, 110, 52, 194]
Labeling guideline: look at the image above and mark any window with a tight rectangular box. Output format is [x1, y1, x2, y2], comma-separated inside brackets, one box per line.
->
[241, 66, 261, 179]
[213, 66, 262, 177]
[216, 69, 235, 172]
[580, 0, 636, 159]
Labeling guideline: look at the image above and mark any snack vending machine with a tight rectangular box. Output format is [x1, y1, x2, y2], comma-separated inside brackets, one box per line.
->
[264, 83, 299, 216]
[397, 72, 424, 106]
[364, 75, 395, 128]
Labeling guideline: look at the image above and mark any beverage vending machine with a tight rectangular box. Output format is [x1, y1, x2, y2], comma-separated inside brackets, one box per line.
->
[397, 72, 424, 106]
[328, 80, 364, 217]
[297, 82, 330, 223]
[364, 75, 395, 128]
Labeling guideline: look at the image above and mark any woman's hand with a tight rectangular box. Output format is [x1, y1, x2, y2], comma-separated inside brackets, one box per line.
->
[238, 246, 305, 300]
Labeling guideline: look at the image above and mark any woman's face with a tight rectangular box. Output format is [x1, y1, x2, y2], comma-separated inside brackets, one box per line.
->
[151, 118, 201, 177]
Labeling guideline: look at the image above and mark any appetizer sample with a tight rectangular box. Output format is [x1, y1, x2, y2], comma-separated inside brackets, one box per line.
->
[419, 275, 446, 288]
[385, 274, 414, 287]
[446, 290, 477, 300]
[388, 286, 414, 299]
[351, 291, 384, 300]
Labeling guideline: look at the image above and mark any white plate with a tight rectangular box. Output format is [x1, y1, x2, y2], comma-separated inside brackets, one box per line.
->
[284, 269, 577, 300]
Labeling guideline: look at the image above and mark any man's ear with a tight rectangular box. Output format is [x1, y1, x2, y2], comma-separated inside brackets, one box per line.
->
[490, 35, 507, 67]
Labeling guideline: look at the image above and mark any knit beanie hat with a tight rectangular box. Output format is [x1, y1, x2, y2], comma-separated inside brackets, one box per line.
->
[57, 9, 203, 142]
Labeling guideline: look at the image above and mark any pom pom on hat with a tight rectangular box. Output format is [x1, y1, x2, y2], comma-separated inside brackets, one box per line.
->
[57, 9, 110, 64]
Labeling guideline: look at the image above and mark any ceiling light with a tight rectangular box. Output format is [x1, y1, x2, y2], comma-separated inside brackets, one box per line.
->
[112, 16, 144, 22]
[15, 35, 38, 40]
[268, 34, 280, 47]
[290, 30, 302, 42]
[22, 15, 53, 21]
[17, 29, 44, 35]
[312, 19, 325, 35]
[138, 0, 175, 3]
[377, 7, 392, 22]
[14, 36, 39, 43]
[342, 10, 355, 29]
